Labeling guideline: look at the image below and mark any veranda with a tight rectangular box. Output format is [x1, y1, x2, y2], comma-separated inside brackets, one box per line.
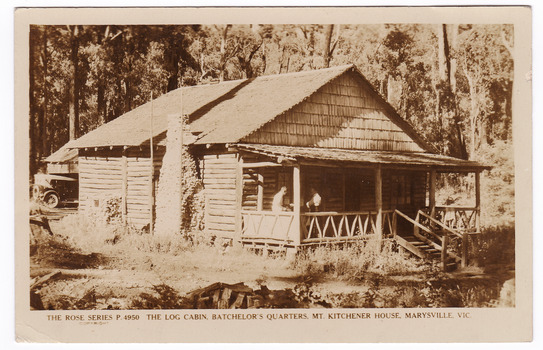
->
[238, 145, 484, 254]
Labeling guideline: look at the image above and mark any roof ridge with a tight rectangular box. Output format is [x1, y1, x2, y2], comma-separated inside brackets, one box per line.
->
[253, 64, 354, 79]
[179, 64, 354, 90]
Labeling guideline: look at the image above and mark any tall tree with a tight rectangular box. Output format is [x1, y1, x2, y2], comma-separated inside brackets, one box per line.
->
[457, 24, 513, 159]
[41, 26, 49, 156]
[29, 26, 40, 175]
[322, 24, 340, 68]
[218, 25, 231, 82]
[67, 25, 80, 140]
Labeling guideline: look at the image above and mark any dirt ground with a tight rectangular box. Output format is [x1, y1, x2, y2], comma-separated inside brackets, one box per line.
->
[29, 213, 515, 310]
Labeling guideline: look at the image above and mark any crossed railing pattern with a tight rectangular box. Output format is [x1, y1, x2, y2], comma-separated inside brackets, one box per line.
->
[420, 206, 480, 232]
[301, 210, 395, 243]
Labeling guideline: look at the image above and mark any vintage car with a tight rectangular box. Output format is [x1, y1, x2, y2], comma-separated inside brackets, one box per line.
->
[31, 174, 78, 208]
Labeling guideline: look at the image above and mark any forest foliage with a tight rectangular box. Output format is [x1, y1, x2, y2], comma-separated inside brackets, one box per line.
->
[28, 24, 515, 224]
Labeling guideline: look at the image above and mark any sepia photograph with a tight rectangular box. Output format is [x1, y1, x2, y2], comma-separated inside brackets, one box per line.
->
[14, 5, 533, 343]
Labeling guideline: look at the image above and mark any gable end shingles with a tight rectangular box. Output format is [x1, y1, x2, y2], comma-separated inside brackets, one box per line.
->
[242, 71, 426, 152]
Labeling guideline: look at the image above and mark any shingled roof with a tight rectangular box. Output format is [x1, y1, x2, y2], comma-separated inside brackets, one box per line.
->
[72, 79, 246, 148]
[45, 140, 79, 163]
[71, 64, 432, 152]
[235, 144, 490, 172]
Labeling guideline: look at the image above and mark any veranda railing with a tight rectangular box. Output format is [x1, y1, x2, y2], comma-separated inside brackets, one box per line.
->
[241, 209, 396, 245]
[301, 210, 395, 243]
[421, 206, 480, 233]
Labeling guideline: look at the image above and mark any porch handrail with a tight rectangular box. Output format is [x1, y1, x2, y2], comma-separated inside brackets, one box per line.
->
[417, 210, 463, 239]
[423, 205, 480, 233]
[435, 205, 478, 210]
[242, 209, 295, 217]
[302, 209, 394, 217]
[394, 209, 434, 235]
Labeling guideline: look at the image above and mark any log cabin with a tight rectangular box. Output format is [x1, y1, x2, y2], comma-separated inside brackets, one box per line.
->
[70, 64, 489, 266]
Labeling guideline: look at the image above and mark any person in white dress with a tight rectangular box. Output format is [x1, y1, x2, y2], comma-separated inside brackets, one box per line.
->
[272, 186, 288, 212]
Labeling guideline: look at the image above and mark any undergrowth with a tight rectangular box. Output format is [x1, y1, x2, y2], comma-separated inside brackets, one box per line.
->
[40, 213, 513, 309]
[50, 213, 288, 273]
[294, 238, 433, 280]
[324, 276, 504, 308]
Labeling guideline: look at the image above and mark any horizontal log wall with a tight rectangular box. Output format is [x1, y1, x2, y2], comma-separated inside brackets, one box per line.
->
[78, 147, 165, 228]
[261, 168, 279, 211]
[126, 148, 165, 227]
[242, 169, 258, 210]
[202, 152, 238, 239]
[243, 72, 424, 152]
[78, 155, 123, 213]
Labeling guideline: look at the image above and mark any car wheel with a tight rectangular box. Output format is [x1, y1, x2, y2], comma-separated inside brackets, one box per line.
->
[43, 192, 60, 208]
[30, 185, 41, 201]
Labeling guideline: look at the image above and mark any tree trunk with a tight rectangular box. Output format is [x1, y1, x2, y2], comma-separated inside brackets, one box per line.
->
[386, 75, 394, 103]
[96, 26, 107, 124]
[380, 76, 388, 99]
[323, 25, 334, 68]
[219, 25, 231, 82]
[437, 24, 468, 158]
[501, 27, 514, 141]
[323, 24, 340, 69]
[41, 26, 49, 156]
[279, 46, 286, 74]
[431, 76, 442, 139]
[437, 24, 448, 82]
[447, 25, 458, 93]
[68, 25, 80, 140]
[112, 28, 124, 121]
[166, 37, 180, 92]
[29, 27, 38, 176]
[237, 42, 262, 79]
[464, 67, 478, 160]
[261, 42, 267, 74]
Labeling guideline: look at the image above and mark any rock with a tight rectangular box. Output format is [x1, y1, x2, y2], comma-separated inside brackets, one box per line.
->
[498, 278, 515, 307]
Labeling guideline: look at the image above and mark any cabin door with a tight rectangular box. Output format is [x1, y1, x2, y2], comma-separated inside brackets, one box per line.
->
[389, 173, 417, 235]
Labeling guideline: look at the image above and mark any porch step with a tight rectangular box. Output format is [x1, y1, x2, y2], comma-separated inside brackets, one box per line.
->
[395, 233, 454, 268]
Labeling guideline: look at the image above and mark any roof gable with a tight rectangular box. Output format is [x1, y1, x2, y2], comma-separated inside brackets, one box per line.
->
[70, 64, 433, 153]
[241, 70, 427, 152]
